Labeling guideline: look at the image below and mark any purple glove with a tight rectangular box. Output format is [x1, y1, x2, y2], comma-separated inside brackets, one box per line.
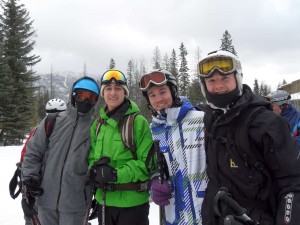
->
[151, 177, 172, 206]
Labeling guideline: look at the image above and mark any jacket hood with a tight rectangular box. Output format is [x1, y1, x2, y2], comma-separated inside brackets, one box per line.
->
[151, 97, 194, 128]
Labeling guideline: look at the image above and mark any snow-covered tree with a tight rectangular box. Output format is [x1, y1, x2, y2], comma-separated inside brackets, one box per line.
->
[169, 49, 179, 85]
[253, 78, 260, 95]
[0, 0, 41, 144]
[178, 42, 189, 96]
[152, 46, 161, 69]
[220, 30, 238, 56]
[109, 58, 116, 69]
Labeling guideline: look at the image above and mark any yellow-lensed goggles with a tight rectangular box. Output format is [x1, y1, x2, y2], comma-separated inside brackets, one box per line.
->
[101, 70, 127, 85]
[198, 56, 239, 77]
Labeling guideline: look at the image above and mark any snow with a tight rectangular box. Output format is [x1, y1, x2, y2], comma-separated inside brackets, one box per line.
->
[0, 146, 159, 224]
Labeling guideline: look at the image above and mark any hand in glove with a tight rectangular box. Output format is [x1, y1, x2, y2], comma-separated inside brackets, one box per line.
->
[23, 178, 44, 197]
[151, 177, 172, 206]
[89, 157, 117, 186]
[21, 196, 37, 218]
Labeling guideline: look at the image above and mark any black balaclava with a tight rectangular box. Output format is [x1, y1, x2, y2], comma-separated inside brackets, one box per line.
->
[205, 86, 240, 108]
[75, 99, 95, 114]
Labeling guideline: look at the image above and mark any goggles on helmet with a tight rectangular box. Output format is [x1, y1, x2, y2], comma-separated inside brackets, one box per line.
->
[139, 72, 168, 92]
[198, 55, 241, 78]
[74, 90, 98, 104]
[101, 70, 127, 85]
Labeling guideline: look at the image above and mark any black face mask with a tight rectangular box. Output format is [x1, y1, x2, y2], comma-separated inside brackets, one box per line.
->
[75, 99, 95, 114]
[206, 86, 240, 108]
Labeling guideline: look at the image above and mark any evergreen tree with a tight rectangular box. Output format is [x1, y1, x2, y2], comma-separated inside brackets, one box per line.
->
[178, 42, 189, 96]
[126, 59, 134, 98]
[187, 78, 205, 106]
[253, 78, 260, 95]
[162, 53, 170, 71]
[109, 58, 115, 69]
[36, 86, 49, 122]
[169, 49, 179, 84]
[0, 39, 17, 145]
[282, 79, 287, 85]
[0, 0, 41, 144]
[220, 30, 238, 56]
[152, 46, 161, 69]
[259, 82, 271, 96]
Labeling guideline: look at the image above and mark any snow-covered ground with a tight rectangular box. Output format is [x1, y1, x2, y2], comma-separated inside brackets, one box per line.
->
[0, 146, 159, 224]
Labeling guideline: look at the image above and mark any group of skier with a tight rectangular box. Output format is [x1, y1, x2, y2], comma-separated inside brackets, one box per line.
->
[11, 50, 300, 225]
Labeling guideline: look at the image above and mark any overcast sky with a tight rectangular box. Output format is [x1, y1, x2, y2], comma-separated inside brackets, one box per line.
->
[19, 0, 300, 90]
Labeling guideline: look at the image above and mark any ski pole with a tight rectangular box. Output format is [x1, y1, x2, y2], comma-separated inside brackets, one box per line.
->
[82, 181, 96, 225]
[23, 185, 41, 225]
[154, 140, 166, 225]
[102, 186, 106, 225]
[214, 187, 259, 225]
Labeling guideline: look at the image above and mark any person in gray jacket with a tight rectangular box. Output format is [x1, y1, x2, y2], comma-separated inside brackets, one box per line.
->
[22, 76, 100, 225]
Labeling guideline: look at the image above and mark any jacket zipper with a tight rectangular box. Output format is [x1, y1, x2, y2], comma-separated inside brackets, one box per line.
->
[56, 115, 79, 209]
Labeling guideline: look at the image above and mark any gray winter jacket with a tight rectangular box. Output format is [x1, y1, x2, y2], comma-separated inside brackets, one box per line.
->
[22, 104, 94, 212]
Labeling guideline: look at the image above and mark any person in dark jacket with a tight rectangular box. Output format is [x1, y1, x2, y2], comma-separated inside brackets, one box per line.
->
[197, 50, 300, 225]
[22, 76, 100, 225]
[266, 90, 300, 147]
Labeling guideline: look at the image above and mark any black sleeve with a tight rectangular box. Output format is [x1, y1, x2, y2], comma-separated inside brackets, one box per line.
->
[251, 111, 300, 225]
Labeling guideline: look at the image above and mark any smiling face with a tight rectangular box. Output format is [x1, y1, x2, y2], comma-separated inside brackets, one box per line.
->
[147, 85, 173, 112]
[204, 71, 237, 94]
[103, 83, 126, 112]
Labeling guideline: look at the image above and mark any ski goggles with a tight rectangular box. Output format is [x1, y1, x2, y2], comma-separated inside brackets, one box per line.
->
[101, 70, 127, 85]
[74, 90, 98, 103]
[198, 55, 241, 78]
[139, 72, 168, 91]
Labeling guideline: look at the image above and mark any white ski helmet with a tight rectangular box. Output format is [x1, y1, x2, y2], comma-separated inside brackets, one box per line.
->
[198, 50, 243, 94]
[45, 98, 67, 113]
[198, 50, 243, 108]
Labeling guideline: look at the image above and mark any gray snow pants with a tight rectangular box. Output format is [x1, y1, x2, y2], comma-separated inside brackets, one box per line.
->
[38, 206, 86, 225]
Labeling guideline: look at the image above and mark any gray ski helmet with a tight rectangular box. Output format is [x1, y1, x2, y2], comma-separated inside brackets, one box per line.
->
[140, 69, 178, 101]
[266, 90, 291, 106]
[198, 50, 243, 100]
[46, 98, 66, 113]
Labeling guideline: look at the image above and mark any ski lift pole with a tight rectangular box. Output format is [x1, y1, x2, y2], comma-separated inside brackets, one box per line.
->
[154, 140, 166, 225]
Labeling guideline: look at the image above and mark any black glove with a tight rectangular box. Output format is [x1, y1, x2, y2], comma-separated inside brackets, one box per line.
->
[90, 157, 117, 186]
[21, 196, 37, 218]
[23, 178, 44, 197]
[88, 199, 99, 221]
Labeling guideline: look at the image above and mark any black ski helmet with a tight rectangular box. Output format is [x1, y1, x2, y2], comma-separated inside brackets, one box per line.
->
[139, 69, 178, 102]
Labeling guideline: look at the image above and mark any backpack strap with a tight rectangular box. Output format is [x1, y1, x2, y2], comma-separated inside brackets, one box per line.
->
[44, 112, 59, 140]
[119, 112, 139, 160]
[9, 162, 22, 199]
[235, 106, 277, 216]
[95, 115, 105, 137]
[95, 113, 139, 160]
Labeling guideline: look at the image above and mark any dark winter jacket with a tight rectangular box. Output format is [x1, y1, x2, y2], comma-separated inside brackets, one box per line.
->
[201, 85, 300, 225]
[281, 104, 300, 147]
[22, 103, 95, 212]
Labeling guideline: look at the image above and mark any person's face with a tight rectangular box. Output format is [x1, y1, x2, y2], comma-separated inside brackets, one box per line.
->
[271, 103, 282, 115]
[103, 83, 125, 112]
[147, 85, 173, 112]
[204, 71, 237, 94]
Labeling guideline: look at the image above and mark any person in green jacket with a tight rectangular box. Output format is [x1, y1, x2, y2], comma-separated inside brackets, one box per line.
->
[88, 69, 154, 225]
